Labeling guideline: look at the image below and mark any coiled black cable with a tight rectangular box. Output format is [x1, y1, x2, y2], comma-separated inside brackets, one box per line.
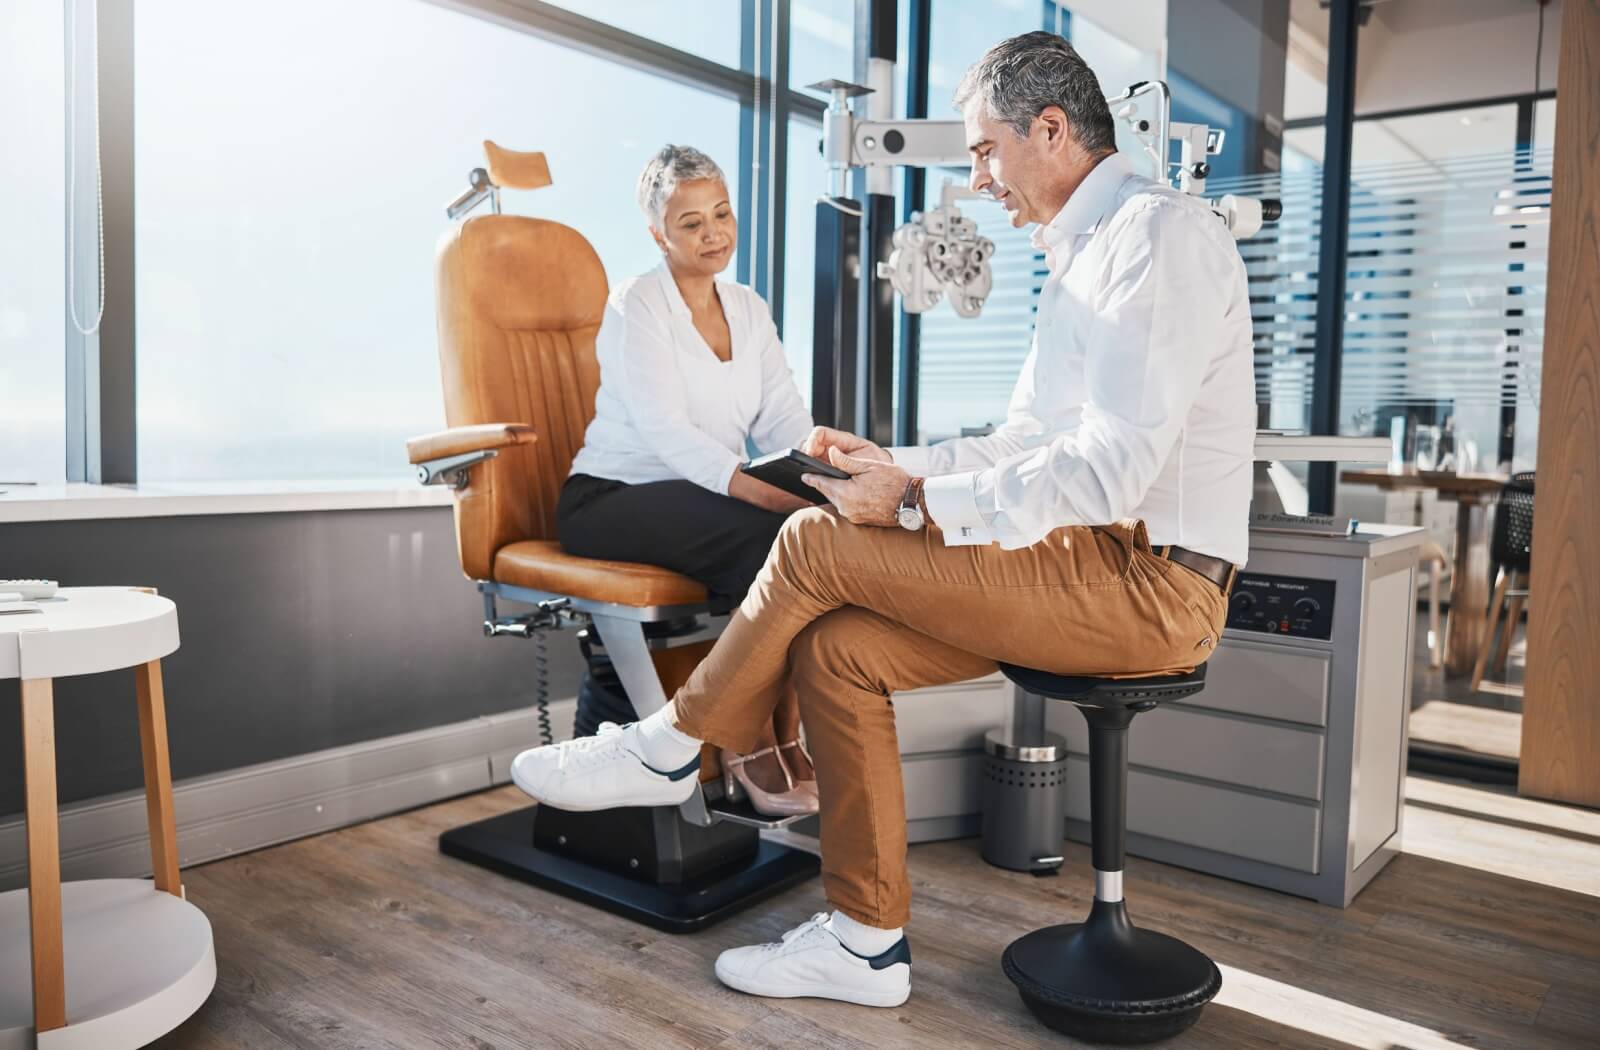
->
[533, 629, 553, 746]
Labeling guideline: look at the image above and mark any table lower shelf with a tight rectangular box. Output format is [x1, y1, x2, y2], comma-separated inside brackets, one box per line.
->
[0, 879, 215, 1050]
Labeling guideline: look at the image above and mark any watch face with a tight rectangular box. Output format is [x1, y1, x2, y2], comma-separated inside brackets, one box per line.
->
[897, 507, 923, 531]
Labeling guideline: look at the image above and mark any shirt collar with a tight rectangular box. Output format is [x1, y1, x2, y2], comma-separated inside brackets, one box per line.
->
[654, 260, 693, 320]
[1029, 151, 1134, 253]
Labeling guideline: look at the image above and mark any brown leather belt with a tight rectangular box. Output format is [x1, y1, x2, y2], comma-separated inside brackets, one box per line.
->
[1156, 545, 1239, 595]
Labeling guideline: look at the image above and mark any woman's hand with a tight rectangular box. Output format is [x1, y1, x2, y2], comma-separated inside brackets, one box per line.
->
[728, 467, 814, 515]
[801, 426, 891, 465]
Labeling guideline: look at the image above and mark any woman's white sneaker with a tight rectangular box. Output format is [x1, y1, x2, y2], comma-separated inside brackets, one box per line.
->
[510, 722, 700, 810]
[714, 913, 912, 1008]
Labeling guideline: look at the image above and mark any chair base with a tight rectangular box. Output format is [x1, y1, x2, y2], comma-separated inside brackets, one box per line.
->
[1002, 899, 1221, 1045]
[440, 803, 819, 934]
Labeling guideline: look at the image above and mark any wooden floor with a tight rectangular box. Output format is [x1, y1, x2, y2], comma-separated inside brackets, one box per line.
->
[1408, 605, 1525, 763]
[151, 777, 1600, 1050]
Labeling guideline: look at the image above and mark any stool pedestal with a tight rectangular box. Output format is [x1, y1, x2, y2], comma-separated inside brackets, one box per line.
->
[997, 666, 1220, 1044]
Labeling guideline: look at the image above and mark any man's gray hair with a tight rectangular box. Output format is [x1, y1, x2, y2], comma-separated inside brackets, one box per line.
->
[636, 144, 728, 226]
[953, 31, 1116, 154]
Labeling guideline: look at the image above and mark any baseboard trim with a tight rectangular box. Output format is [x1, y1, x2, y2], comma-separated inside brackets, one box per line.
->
[0, 699, 576, 891]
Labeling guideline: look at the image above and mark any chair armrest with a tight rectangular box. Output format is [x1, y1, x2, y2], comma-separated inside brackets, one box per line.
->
[405, 424, 540, 580]
[406, 424, 536, 464]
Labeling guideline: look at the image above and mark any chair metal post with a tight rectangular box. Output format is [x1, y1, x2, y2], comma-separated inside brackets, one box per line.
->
[588, 614, 670, 718]
[1079, 703, 1138, 899]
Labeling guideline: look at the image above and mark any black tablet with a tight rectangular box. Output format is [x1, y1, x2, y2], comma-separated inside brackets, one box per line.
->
[742, 449, 852, 503]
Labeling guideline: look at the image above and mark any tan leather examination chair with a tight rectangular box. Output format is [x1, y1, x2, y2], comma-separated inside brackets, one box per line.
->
[406, 144, 818, 932]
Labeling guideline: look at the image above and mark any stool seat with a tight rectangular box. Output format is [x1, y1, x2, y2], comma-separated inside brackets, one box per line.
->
[997, 664, 1207, 707]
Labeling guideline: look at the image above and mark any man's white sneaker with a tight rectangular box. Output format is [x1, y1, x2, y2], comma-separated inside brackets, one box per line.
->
[714, 913, 912, 1008]
[510, 722, 699, 810]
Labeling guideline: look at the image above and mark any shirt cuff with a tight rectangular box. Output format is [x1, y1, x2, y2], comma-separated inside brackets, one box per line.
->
[888, 445, 934, 476]
[709, 453, 744, 496]
[923, 471, 993, 547]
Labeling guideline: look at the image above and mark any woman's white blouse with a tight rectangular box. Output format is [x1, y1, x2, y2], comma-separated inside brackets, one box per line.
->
[569, 263, 814, 495]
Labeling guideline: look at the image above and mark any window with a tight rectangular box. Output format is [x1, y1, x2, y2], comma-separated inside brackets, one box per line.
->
[1071, 13, 1164, 181]
[790, 0, 853, 92]
[781, 118, 831, 407]
[133, 0, 740, 482]
[0, 0, 66, 484]
[927, 0, 1040, 108]
[1533, 98, 1557, 151]
[910, 0, 1050, 442]
[1338, 106, 1544, 472]
[542, 0, 742, 68]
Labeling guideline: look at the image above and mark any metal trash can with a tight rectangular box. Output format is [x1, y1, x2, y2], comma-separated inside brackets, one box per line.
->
[981, 729, 1069, 874]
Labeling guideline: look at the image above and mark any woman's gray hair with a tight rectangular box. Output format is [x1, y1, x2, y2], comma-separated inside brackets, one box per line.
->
[636, 144, 728, 226]
[953, 31, 1116, 154]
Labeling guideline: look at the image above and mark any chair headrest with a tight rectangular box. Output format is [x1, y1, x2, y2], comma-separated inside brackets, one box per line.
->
[438, 215, 606, 333]
[484, 141, 552, 191]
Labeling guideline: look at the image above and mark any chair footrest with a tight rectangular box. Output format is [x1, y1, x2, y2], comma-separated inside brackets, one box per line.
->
[440, 804, 819, 933]
[703, 793, 816, 831]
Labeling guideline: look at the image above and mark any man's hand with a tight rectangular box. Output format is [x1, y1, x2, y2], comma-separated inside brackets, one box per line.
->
[801, 426, 891, 465]
[803, 447, 910, 527]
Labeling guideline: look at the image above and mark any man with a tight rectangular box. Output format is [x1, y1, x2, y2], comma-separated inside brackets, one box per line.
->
[511, 30, 1255, 1009]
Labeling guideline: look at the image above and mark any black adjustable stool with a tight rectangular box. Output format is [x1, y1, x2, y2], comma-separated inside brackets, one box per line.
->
[995, 663, 1220, 1045]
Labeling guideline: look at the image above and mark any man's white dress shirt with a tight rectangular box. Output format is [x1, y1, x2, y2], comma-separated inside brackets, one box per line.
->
[570, 262, 814, 495]
[890, 152, 1257, 566]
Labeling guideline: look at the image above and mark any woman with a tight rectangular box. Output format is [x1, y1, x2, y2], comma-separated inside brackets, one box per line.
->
[560, 144, 817, 817]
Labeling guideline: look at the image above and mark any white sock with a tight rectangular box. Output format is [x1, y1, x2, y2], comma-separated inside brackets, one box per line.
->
[827, 910, 903, 956]
[634, 708, 702, 771]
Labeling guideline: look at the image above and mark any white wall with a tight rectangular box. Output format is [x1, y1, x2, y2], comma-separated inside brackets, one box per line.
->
[1063, 0, 1167, 71]
[1354, 0, 1562, 114]
[1288, 0, 1563, 118]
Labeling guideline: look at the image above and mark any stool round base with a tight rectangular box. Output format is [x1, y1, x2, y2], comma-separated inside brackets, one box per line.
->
[1002, 899, 1221, 1045]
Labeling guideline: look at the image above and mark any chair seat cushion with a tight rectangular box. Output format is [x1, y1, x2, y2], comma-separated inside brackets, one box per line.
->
[493, 541, 708, 608]
[998, 664, 1208, 706]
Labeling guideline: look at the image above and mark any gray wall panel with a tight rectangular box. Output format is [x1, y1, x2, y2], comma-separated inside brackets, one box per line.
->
[0, 508, 581, 816]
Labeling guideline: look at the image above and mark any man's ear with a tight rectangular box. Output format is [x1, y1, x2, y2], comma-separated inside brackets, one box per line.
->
[1037, 105, 1072, 153]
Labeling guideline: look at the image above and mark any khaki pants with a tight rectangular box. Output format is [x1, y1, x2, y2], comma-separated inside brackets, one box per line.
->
[671, 509, 1227, 929]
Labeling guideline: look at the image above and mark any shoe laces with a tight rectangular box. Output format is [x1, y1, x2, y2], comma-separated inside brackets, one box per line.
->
[559, 721, 635, 770]
[762, 912, 834, 955]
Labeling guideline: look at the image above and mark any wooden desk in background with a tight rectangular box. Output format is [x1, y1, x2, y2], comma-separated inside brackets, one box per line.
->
[1340, 469, 1508, 678]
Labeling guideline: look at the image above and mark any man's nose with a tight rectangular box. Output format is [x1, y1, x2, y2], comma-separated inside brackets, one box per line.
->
[969, 164, 990, 195]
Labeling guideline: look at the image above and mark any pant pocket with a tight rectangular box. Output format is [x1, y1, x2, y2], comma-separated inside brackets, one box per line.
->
[1184, 595, 1227, 657]
[1095, 519, 1154, 581]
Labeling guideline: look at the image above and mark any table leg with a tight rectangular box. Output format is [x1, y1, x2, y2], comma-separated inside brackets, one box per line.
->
[136, 659, 184, 897]
[21, 677, 67, 1033]
[1445, 495, 1494, 677]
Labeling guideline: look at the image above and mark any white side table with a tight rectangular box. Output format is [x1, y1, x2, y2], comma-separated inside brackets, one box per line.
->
[1, 588, 215, 1049]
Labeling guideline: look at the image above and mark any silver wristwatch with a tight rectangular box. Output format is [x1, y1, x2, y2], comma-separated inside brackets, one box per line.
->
[897, 477, 926, 532]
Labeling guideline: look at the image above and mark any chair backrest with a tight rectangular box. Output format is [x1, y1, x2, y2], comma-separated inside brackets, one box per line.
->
[1491, 471, 1536, 572]
[434, 214, 606, 542]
